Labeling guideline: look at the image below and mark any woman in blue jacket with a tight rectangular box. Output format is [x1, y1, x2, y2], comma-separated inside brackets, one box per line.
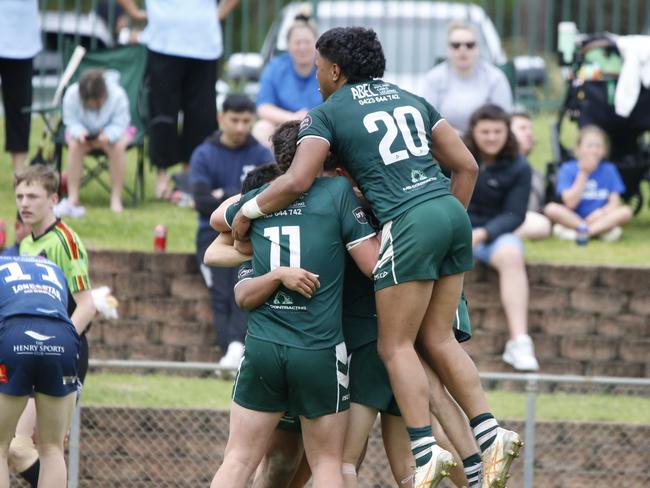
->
[464, 104, 539, 372]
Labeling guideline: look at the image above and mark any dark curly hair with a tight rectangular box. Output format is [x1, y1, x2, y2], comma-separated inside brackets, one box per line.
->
[271, 120, 301, 173]
[316, 27, 385, 82]
[463, 104, 520, 162]
[322, 152, 339, 172]
[241, 164, 281, 193]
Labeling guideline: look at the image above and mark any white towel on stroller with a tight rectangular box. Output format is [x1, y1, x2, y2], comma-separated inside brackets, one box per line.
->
[615, 35, 650, 117]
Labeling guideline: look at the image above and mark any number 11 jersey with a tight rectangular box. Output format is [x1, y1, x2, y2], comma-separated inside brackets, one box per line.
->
[225, 177, 376, 350]
[298, 80, 451, 225]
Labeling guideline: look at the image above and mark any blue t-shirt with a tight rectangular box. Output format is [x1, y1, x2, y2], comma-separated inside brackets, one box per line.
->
[189, 133, 273, 231]
[556, 160, 626, 218]
[0, 256, 71, 324]
[256, 53, 322, 112]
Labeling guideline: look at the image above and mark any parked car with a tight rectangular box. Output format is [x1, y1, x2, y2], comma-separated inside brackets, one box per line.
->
[225, 0, 545, 99]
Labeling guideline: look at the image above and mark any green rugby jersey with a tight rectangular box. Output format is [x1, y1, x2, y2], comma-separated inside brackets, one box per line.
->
[341, 254, 377, 351]
[227, 176, 375, 350]
[298, 80, 451, 225]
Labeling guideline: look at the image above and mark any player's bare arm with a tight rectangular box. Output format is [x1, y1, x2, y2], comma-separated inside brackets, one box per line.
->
[71, 289, 96, 335]
[204, 232, 251, 268]
[210, 194, 241, 232]
[431, 120, 479, 208]
[235, 267, 320, 310]
[347, 234, 380, 279]
[231, 138, 329, 240]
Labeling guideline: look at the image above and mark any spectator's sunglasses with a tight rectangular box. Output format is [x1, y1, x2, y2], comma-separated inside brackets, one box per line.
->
[449, 41, 476, 50]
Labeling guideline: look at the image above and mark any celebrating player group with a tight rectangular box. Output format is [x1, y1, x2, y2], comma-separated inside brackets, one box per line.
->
[0, 25, 523, 488]
[208, 27, 522, 488]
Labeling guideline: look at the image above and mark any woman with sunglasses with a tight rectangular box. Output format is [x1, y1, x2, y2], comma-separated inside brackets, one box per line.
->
[421, 21, 512, 135]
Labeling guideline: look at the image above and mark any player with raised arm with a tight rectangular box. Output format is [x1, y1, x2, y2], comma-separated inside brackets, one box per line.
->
[0, 256, 81, 488]
[209, 143, 379, 487]
[230, 27, 522, 488]
[10, 165, 96, 487]
[210, 122, 484, 488]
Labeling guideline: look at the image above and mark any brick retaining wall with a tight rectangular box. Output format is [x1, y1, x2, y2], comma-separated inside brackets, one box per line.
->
[87, 251, 650, 377]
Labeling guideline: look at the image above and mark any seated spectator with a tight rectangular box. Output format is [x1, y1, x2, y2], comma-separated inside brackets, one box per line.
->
[190, 94, 274, 368]
[465, 104, 539, 371]
[251, 14, 321, 147]
[544, 125, 633, 242]
[421, 21, 512, 134]
[510, 107, 551, 240]
[0, 213, 31, 257]
[59, 69, 132, 216]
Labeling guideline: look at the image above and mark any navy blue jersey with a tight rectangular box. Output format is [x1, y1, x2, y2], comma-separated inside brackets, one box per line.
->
[0, 256, 71, 324]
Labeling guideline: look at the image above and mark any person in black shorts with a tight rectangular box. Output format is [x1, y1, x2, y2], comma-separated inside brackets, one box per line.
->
[230, 27, 523, 488]
[0, 256, 81, 487]
[10, 165, 96, 487]
[0, 0, 41, 169]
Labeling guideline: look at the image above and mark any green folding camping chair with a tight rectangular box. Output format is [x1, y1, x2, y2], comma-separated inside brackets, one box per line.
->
[53, 42, 148, 206]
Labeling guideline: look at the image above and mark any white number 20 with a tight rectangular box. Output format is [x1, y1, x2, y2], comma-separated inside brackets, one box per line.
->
[363, 105, 429, 165]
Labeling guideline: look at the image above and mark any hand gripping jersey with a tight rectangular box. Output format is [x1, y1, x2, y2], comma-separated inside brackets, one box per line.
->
[0, 255, 72, 325]
[228, 176, 375, 350]
[298, 80, 451, 225]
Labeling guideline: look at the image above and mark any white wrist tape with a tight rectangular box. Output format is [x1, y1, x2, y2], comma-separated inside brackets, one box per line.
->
[342, 463, 357, 476]
[241, 196, 266, 219]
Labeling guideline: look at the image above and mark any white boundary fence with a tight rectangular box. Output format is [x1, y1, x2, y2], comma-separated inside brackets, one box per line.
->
[61, 360, 650, 488]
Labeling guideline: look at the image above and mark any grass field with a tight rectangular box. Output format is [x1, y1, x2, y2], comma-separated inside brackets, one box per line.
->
[82, 372, 650, 424]
[1, 114, 649, 262]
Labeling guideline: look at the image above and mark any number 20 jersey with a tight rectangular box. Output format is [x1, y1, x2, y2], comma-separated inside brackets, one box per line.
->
[226, 177, 376, 350]
[298, 80, 451, 225]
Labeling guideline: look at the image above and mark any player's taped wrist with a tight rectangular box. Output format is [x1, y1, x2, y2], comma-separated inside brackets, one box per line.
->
[241, 196, 266, 219]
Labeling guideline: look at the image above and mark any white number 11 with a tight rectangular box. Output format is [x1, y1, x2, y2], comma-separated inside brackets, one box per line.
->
[263, 226, 301, 269]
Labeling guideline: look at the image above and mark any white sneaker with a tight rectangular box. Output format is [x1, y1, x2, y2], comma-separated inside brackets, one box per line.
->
[502, 334, 539, 371]
[218, 341, 244, 370]
[54, 198, 86, 218]
[599, 226, 623, 242]
[552, 223, 576, 241]
[412, 445, 455, 488]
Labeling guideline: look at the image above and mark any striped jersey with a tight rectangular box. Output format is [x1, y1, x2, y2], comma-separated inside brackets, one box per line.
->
[20, 219, 91, 316]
